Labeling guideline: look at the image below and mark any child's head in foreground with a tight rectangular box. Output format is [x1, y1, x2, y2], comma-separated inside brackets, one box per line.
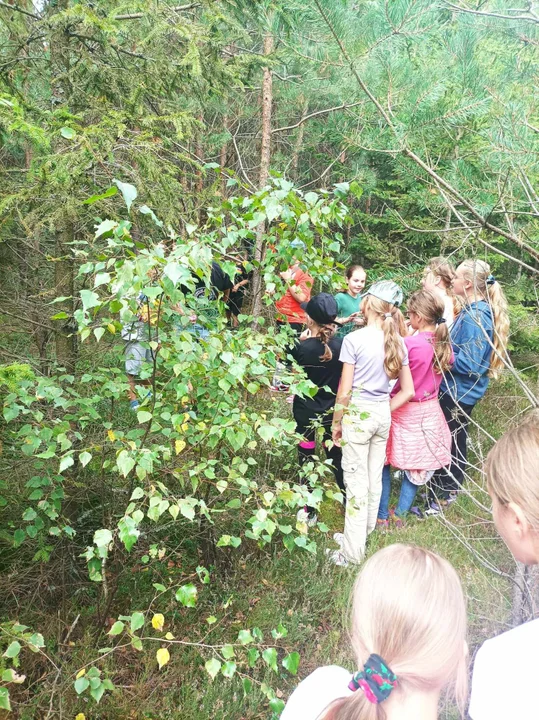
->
[486, 410, 539, 565]
[322, 544, 468, 719]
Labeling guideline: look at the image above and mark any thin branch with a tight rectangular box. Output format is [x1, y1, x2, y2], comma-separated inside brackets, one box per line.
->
[0, 1, 40, 19]
[442, 1, 539, 26]
[272, 101, 364, 134]
[114, 4, 198, 20]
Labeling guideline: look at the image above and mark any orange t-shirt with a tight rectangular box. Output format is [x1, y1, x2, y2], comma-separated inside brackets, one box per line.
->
[275, 268, 313, 324]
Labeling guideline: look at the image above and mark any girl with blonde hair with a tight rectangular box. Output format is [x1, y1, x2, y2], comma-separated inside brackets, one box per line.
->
[330, 282, 414, 566]
[282, 544, 468, 720]
[378, 290, 453, 527]
[428, 259, 510, 514]
[422, 256, 458, 327]
[469, 411, 539, 719]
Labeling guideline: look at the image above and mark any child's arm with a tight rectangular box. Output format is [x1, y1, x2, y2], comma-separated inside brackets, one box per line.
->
[390, 364, 415, 412]
[332, 363, 354, 446]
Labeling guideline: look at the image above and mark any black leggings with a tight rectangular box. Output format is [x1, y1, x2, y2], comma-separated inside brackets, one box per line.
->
[429, 393, 475, 500]
[295, 408, 344, 494]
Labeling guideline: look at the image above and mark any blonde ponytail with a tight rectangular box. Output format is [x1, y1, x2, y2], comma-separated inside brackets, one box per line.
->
[487, 280, 510, 378]
[458, 260, 510, 378]
[321, 545, 468, 720]
[362, 296, 404, 379]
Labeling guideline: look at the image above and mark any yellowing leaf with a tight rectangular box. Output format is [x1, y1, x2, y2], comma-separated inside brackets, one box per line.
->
[181, 422, 189, 432]
[107, 429, 116, 442]
[75, 714, 86, 720]
[107, 323, 116, 334]
[165, 632, 175, 640]
[156, 647, 170, 669]
[151, 613, 165, 631]
[175, 439, 186, 455]
[75, 668, 86, 679]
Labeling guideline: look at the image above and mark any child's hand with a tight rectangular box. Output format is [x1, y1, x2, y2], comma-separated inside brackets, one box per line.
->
[280, 269, 292, 282]
[332, 423, 343, 447]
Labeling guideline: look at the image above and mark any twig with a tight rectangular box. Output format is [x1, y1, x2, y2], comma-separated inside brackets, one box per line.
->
[0, 1, 40, 19]
[272, 101, 364, 134]
[114, 4, 199, 20]
[442, 1, 539, 26]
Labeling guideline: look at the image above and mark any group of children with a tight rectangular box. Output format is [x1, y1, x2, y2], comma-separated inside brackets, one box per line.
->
[283, 413, 539, 720]
[288, 257, 510, 570]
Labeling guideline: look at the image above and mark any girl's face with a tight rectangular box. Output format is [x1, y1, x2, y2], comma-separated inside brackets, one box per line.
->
[422, 269, 439, 293]
[491, 493, 539, 565]
[452, 265, 469, 299]
[348, 269, 367, 296]
[407, 309, 421, 331]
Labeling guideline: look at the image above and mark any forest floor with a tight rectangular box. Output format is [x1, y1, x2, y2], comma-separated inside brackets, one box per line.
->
[2, 361, 528, 720]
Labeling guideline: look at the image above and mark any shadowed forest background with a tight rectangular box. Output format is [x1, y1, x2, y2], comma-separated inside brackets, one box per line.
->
[0, 0, 538, 717]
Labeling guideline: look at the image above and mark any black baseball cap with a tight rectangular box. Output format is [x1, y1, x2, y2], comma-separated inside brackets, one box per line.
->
[301, 293, 339, 325]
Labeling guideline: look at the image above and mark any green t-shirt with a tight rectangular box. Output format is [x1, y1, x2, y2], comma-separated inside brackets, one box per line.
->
[335, 292, 362, 337]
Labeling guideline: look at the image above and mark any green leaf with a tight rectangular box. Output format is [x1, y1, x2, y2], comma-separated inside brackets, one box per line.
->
[13, 528, 25, 546]
[257, 424, 278, 442]
[60, 126, 75, 139]
[0, 688, 11, 711]
[3, 641, 21, 658]
[23, 507, 37, 522]
[90, 682, 106, 702]
[80, 290, 101, 311]
[94, 272, 111, 288]
[130, 487, 144, 500]
[130, 612, 145, 632]
[175, 583, 197, 607]
[117, 450, 136, 477]
[83, 186, 118, 204]
[221, 644, 235, 659]
[113, 178, 138, 213]
[242, 677, 252, 695]
[237, 629, 253, 645]
[137, 410, 152, 424]
[74, 675, 89, 694]
[79, 451, 92, 467]
[221, 661, 237, 678]
[108, 621, 125, 636]
[204, 658, 221, 680]
[262, 647, 278, 672]
[93, 528, 113, 548]
[269, 698, 285, 714]
[282, 651, 300, 675]
[94, 219, 118, 238]
[139, 205, 163, 228]
[59, 454, 74, 473]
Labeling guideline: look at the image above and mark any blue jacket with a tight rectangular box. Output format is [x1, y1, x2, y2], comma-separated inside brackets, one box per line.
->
[441, 300, 494, 405]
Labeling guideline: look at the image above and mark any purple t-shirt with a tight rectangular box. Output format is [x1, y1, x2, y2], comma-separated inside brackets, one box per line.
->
[339, 326, 409, 401]
[391, 331, 452, 402]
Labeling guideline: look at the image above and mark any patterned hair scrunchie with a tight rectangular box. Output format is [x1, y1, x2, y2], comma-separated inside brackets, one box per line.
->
[436, 317, 446, 325]
[486, 274, 496, 285]
[348, 654, 398, 704]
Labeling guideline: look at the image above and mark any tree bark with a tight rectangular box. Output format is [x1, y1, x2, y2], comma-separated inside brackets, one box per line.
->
[50, 0, 77, 373]
[291, 98, 308, 180]
[250, 32, 274, 324]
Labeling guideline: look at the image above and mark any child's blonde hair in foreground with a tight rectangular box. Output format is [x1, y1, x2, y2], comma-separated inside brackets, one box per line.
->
[322, 544, 468, 720]
[486, 410, 539, 532]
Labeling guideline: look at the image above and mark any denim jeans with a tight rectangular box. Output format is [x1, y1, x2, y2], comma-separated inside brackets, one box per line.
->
[378, 466, 419, 519]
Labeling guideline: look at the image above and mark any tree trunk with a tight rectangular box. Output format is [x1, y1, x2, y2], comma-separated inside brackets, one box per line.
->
[220, 114, 229, 198]
[291, 98, 308, 180]
[50, 0, 76, 373]
[250, 32, 274, 324]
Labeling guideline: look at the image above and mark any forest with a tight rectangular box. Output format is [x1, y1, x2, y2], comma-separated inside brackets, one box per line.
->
[0, 0, 538, 717]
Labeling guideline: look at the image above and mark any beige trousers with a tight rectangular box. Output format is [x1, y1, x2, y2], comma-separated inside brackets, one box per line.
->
[342, 398, 391, 564]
